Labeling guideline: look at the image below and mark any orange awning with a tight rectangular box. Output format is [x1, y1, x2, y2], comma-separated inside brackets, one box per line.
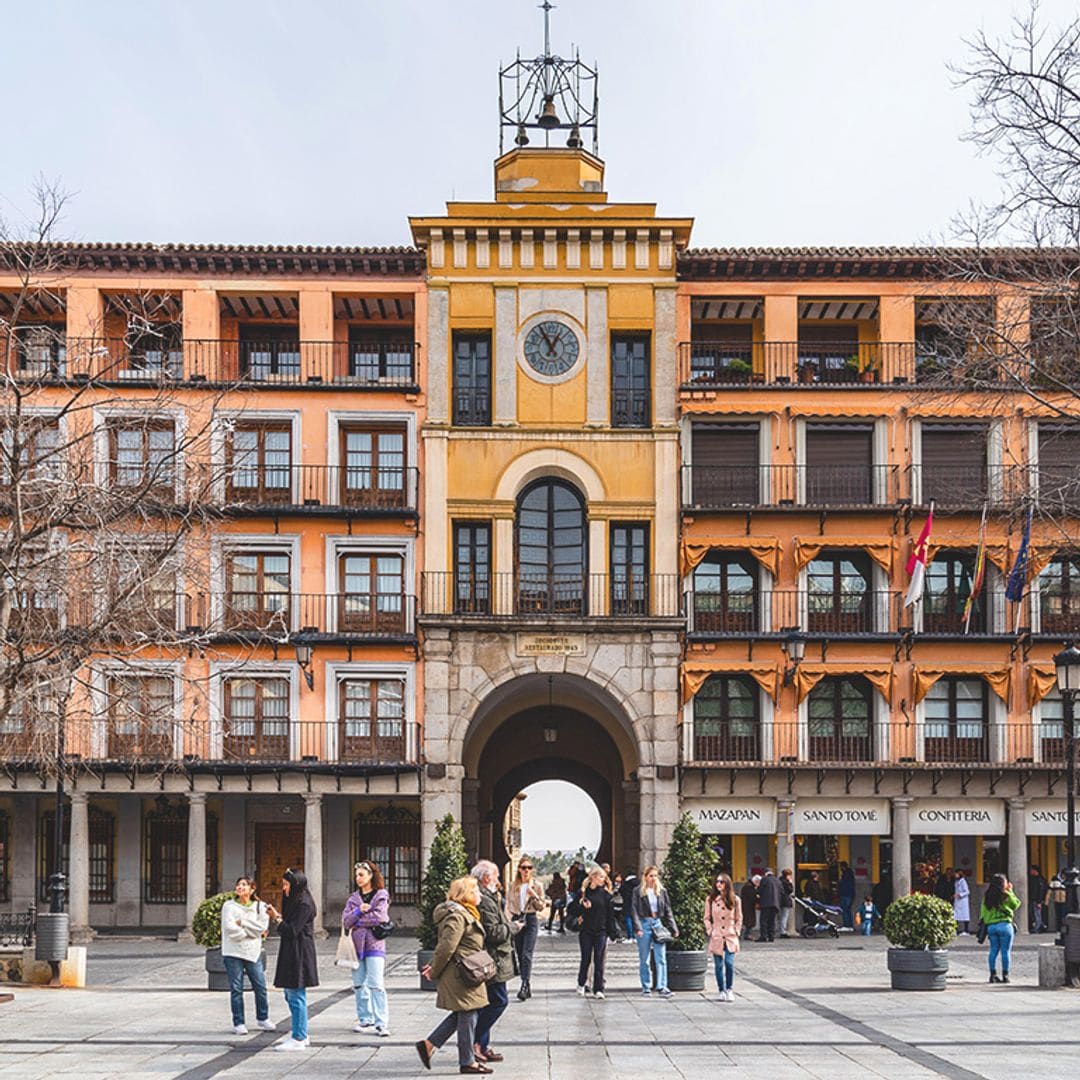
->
[794, 537, 895, 574]
[792, 664, 893, 704]
[681, 538, 781, 578]
[681, 662, 780, 704]
[1028, 666, 1058, 709]
[913, 666, 1011, 705]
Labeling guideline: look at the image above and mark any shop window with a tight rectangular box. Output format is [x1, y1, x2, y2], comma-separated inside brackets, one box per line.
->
[982, 837, 1006, 882]
[39, 808, 115, 904]
[912, 836, 943, 893]
[806, 677, 872, 762]
[923, 677, 989, 763]
[693, 676, 759, 761]
[354, 807, 420, 905]
[692, 553, 756, 634]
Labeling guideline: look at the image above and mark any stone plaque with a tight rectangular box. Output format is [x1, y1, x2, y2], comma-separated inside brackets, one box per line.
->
[515, 632, 586, 657]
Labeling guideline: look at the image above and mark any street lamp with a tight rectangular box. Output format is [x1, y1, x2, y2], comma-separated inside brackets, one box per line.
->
[1053, 643, 1080, 915]
[293, 631, 316, 691]
[781, 628, 807, 687]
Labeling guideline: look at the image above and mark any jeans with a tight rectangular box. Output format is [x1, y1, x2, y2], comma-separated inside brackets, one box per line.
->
[987, 921, 1015, 976]
[861, 916, 874, 936]
[222, 955, 269, 1027]
[428, 1009, 478, 1067]
[1030, 901, 1045, 932]
[712, 948, 734, 992]
[514, 914, 538, 986]
[351, 954, 387, 1029]
[578, 930, 608, 992]
[778, 906, 791, 937]
[759, 907, 777, 941]
[546, 898, 566, 931]
[637, 918, 669, 991]
[474, 981, 507, 1051]
[283, 987, 308, 1042]
[624, 914, 635, 940]
[840, 896, 854, 929]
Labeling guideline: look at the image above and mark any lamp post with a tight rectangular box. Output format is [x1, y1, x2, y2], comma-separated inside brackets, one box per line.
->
[293, 629, 316, 691]
[1053, 643, 1080, 916]
[781, 628, 807, 687]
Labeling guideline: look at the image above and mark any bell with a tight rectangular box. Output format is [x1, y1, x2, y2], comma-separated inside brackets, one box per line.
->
[515, 124, 530, 147]
[566, 124, 582, 149]
[537, 95, 560, 129]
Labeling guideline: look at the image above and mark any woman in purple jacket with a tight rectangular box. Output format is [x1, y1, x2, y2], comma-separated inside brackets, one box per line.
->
[343, 861, 391, 1037]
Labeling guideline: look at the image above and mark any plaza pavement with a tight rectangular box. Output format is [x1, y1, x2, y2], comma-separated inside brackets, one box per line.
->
[0, 930, 1074, 1079]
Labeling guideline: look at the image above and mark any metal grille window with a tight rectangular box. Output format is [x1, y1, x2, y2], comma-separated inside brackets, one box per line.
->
[106, 674, 174, 759]
[143, 803, 220, 903]
[924, 677, 989, 763]
[39, 808, 115, 903]
[225, 551, 291, 631]
[610, 523, 648, 615]
[452, 333, 492, 426]
[453, 521, 491, 614]
[227, 423, 292, 504]
[353, 807, 420, 905]
[692, 554, 756, 633]
[693, 676, 759, 761]
[223, 677, 290, 761]
[348, 330, 414, 383]
[1039, 555, 1080, 635]
[0, 811, 8, 901]
[611, 333, 651, 428]
[340, 427, 406, 508]
[238, 326, 300, 380]
[807, 678, 873, 762]
[806, 553, 872, 634]
[338, 554, 405, 633]
[339, 678, 406, 762]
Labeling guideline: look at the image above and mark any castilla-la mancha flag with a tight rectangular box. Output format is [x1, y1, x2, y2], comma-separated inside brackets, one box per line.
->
[904, 504, 935, 608]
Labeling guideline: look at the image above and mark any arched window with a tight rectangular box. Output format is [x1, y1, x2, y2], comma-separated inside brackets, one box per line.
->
[924, 677, 988, 763]
[692, 553, 757, 633]
[693, 676, 759, 762]
[807, 677, 872, 762]
[806, 552, 872, 634]
[515, 479, 587, 615]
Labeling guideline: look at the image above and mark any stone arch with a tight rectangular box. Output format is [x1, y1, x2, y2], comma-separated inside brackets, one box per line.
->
[494, 447, 606, 503]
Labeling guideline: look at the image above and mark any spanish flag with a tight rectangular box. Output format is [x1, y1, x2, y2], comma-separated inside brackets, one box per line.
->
[962, 503, 989, 632]
[904, 503, 934, 608]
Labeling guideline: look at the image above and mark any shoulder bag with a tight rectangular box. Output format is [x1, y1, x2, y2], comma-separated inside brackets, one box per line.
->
[975, 919, 988, 945]
[651, 922, 673, 944]
[455, 948, 497, 986]
[371, 919, 396, 940]
[335, 922, 359, 969]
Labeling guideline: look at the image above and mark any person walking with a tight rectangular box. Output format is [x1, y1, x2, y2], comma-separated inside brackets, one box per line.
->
[545, 872, 567, 933]
[757, 868, 782, 942]
[981, 873, 1022, 984]
[506, 856, 544, 1001]
[220, 876, 275, 1035]
[704, 872, 742, 1001]
[471, 860, 513, 1066]
[838, 862, 856, 929]
[266, 868, 318, 1052]
[567, 861, 583, 900]
[619, 870, 639, 941]
[611, 873, 626, 940]
[571, 867, 618, 999]
[416, 876, 492, 1075]
[1028, 865, 1049, 933]
[1051, 869, 1068, 933]
[740, 875, 759, 940]
[630, 865, 679, 998]
[952, 869, 971, 936]
[778, 868, 795, 938]
[857, 894, 880, 936]
[343, 860, 391, 1037]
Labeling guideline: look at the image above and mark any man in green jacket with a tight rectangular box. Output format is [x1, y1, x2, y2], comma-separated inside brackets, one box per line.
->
[472, 860, 516, 1065]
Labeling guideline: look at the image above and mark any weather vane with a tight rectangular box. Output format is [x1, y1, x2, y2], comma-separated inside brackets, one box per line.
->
[498, 1, 599, 153]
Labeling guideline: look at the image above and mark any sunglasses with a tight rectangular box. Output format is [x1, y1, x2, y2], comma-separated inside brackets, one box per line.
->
[520, 865, 534, 871]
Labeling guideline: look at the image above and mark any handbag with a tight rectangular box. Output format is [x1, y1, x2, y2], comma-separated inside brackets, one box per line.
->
[651, 923, 673, 945]
[335, 923, 359, 969]
[455, 948, 497, 987]
[371, 919, 396, 940]
[975, 919, 987, 945]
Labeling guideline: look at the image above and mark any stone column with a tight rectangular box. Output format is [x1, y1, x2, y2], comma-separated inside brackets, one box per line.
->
[68, 791, 93, 943]
[775, 798, 796, 876]
[1008, 798, 1028, 936]
[891, 796, 914, 901]
[304, 793, 326, 938]
[179, 793, 207, 941]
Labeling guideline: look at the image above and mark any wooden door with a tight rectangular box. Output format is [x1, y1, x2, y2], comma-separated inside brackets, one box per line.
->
[255, 824, 304, 912]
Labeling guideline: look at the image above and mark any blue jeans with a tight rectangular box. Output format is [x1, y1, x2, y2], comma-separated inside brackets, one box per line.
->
[624, 914, 634, 939]
[283, 987, 308, 1042]
[987, 921, 1015, 976]
[352, 954, 387, 1029]
[637, 918, 669, 991]
[712, 948, 734, 992]
[514, 914, 538, 986]
[840, 896, 854, 928]
[474, 980, 508, 1051]
[222, 955, 268, 1027]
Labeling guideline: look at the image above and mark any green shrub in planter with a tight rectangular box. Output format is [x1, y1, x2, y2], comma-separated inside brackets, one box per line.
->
[662, 813, 713, 953]
[192, 892, 234, 949]
[416, 814, 468, 951]
[883, 893, 956, 951]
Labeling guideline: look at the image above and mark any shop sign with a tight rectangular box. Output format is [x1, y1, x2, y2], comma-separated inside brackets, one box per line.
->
[1025, 800, 1080, 836]
[792, 799, 891, 836]
[909, 799, 1004, 835]
[681, 798, 776, 835]
[516, 632, 585, 656]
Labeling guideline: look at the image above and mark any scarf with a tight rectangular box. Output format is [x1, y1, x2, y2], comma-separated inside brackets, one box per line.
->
[462, 902, 482, 923]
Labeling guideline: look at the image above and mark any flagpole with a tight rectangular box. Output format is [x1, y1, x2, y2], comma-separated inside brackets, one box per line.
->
[964, 501, 989, 636]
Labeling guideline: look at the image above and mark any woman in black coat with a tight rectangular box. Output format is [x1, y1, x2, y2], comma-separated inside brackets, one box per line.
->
[266, 868, 319, 1052]
[569, 868, 618, 998]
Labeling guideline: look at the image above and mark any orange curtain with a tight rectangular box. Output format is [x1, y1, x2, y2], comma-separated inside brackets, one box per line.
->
[1028, 666, 1058, 709]
[792, 664, 893, 704]
[913, 666, 1011, 704]
[793, 537, 894, 574]
[681, 662, 780, 704]
[925, 538, 1010, 573]
[680, 538, 781, 579]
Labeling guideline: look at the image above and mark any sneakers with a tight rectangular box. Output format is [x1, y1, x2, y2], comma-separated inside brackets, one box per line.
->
[273, 1038, 309, 1052]
[353, 1020, 376, 1033]
[256, 1019, 277, 1031]
[594, 991, 605, 1000]
[576, 985, 587, 997]
[659, 988, 674, 999]
[232, 1024, 248, 1035]
[724, 989, 734, 1002]
[375, 1026, 391, 1038]
[641, 988, 651, 997]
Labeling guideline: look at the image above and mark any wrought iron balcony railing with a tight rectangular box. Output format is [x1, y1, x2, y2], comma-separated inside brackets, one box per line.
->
[688, 589, 900, 637]
[208, 464, 419, 514]
[681, 464, 899, 509]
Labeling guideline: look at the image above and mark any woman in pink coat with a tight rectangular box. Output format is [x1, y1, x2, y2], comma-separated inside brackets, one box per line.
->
[703, 873, 743, 1001]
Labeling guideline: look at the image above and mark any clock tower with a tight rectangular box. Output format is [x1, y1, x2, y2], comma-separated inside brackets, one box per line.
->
[409, 9, 693, 871]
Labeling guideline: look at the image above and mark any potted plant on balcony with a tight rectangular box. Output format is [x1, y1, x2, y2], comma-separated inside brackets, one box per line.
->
[883, 892, 956, 990]
[723, 357, 753, 384]
[416, 813, 468, 990]
[192, 890, 267, 991]
[661, 812, 713, 991]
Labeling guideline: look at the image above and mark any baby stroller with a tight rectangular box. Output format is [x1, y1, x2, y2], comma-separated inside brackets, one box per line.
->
[794, 895, 843, 938]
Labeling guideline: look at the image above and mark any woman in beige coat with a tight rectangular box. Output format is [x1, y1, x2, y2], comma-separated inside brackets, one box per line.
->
[416, 877, 492, 1075]
[704, 872, 743, 1001]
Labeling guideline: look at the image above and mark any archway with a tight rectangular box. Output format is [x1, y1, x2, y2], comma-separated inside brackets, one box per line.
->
[515, 780, 602, 859]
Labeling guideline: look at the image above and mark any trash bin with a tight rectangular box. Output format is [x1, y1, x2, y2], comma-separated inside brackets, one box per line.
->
[34, 912, 70, 963]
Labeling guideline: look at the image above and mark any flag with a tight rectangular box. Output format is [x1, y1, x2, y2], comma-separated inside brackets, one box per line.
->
[1005, 505, 1034, 603]
[963, 503, 988, 632]
[904, 504, 934, 608]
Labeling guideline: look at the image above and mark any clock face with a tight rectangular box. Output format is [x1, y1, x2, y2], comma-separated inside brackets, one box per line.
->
[523, 319, 580, 377]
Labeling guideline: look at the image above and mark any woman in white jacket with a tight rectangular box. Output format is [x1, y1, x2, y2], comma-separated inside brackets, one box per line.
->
[220, 876, 276, 1035]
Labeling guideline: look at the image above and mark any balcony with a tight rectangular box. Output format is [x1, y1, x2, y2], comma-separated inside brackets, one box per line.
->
[681, 464, 899, 509]
[205, 593, 417, 641]
[688, 589, 900, 638]
[420, 572, 682, 620]
[685, 721, 1069, 767]
[908, 464, 1027, 510]
[39, 338, 421, 390]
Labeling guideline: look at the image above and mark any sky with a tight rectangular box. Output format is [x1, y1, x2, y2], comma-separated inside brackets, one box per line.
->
[2, 0, 1076, 250]
[519, 781, 602, 855]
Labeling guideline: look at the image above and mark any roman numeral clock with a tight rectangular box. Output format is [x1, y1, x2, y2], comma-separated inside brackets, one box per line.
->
[521, 318, 583, 381]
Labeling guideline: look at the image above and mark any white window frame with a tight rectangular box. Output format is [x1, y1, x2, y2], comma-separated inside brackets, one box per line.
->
[212, 533, 301, 635]
[92, 405, 187, 499]
[209, 661, 300, 761]
[327, 409, 418, 510]
[90, 661, 183, 760]
[211, 409, 302, 504]
[681, 678, 771, 763]
[325, 535, 415, 634]
[324, 661, 417, 763]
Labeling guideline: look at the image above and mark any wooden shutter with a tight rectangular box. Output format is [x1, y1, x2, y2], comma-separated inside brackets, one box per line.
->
[921, 424, 986, 504]
[691, 423, 759, 505]
[1039, 425, 1080, 472]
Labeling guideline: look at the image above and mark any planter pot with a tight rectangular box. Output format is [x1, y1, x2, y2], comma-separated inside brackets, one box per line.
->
[417, 948, 436, 991]
[204, 947, 268, 992]
[666, 949, 708, 992]
[887, 948, 949, 991]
